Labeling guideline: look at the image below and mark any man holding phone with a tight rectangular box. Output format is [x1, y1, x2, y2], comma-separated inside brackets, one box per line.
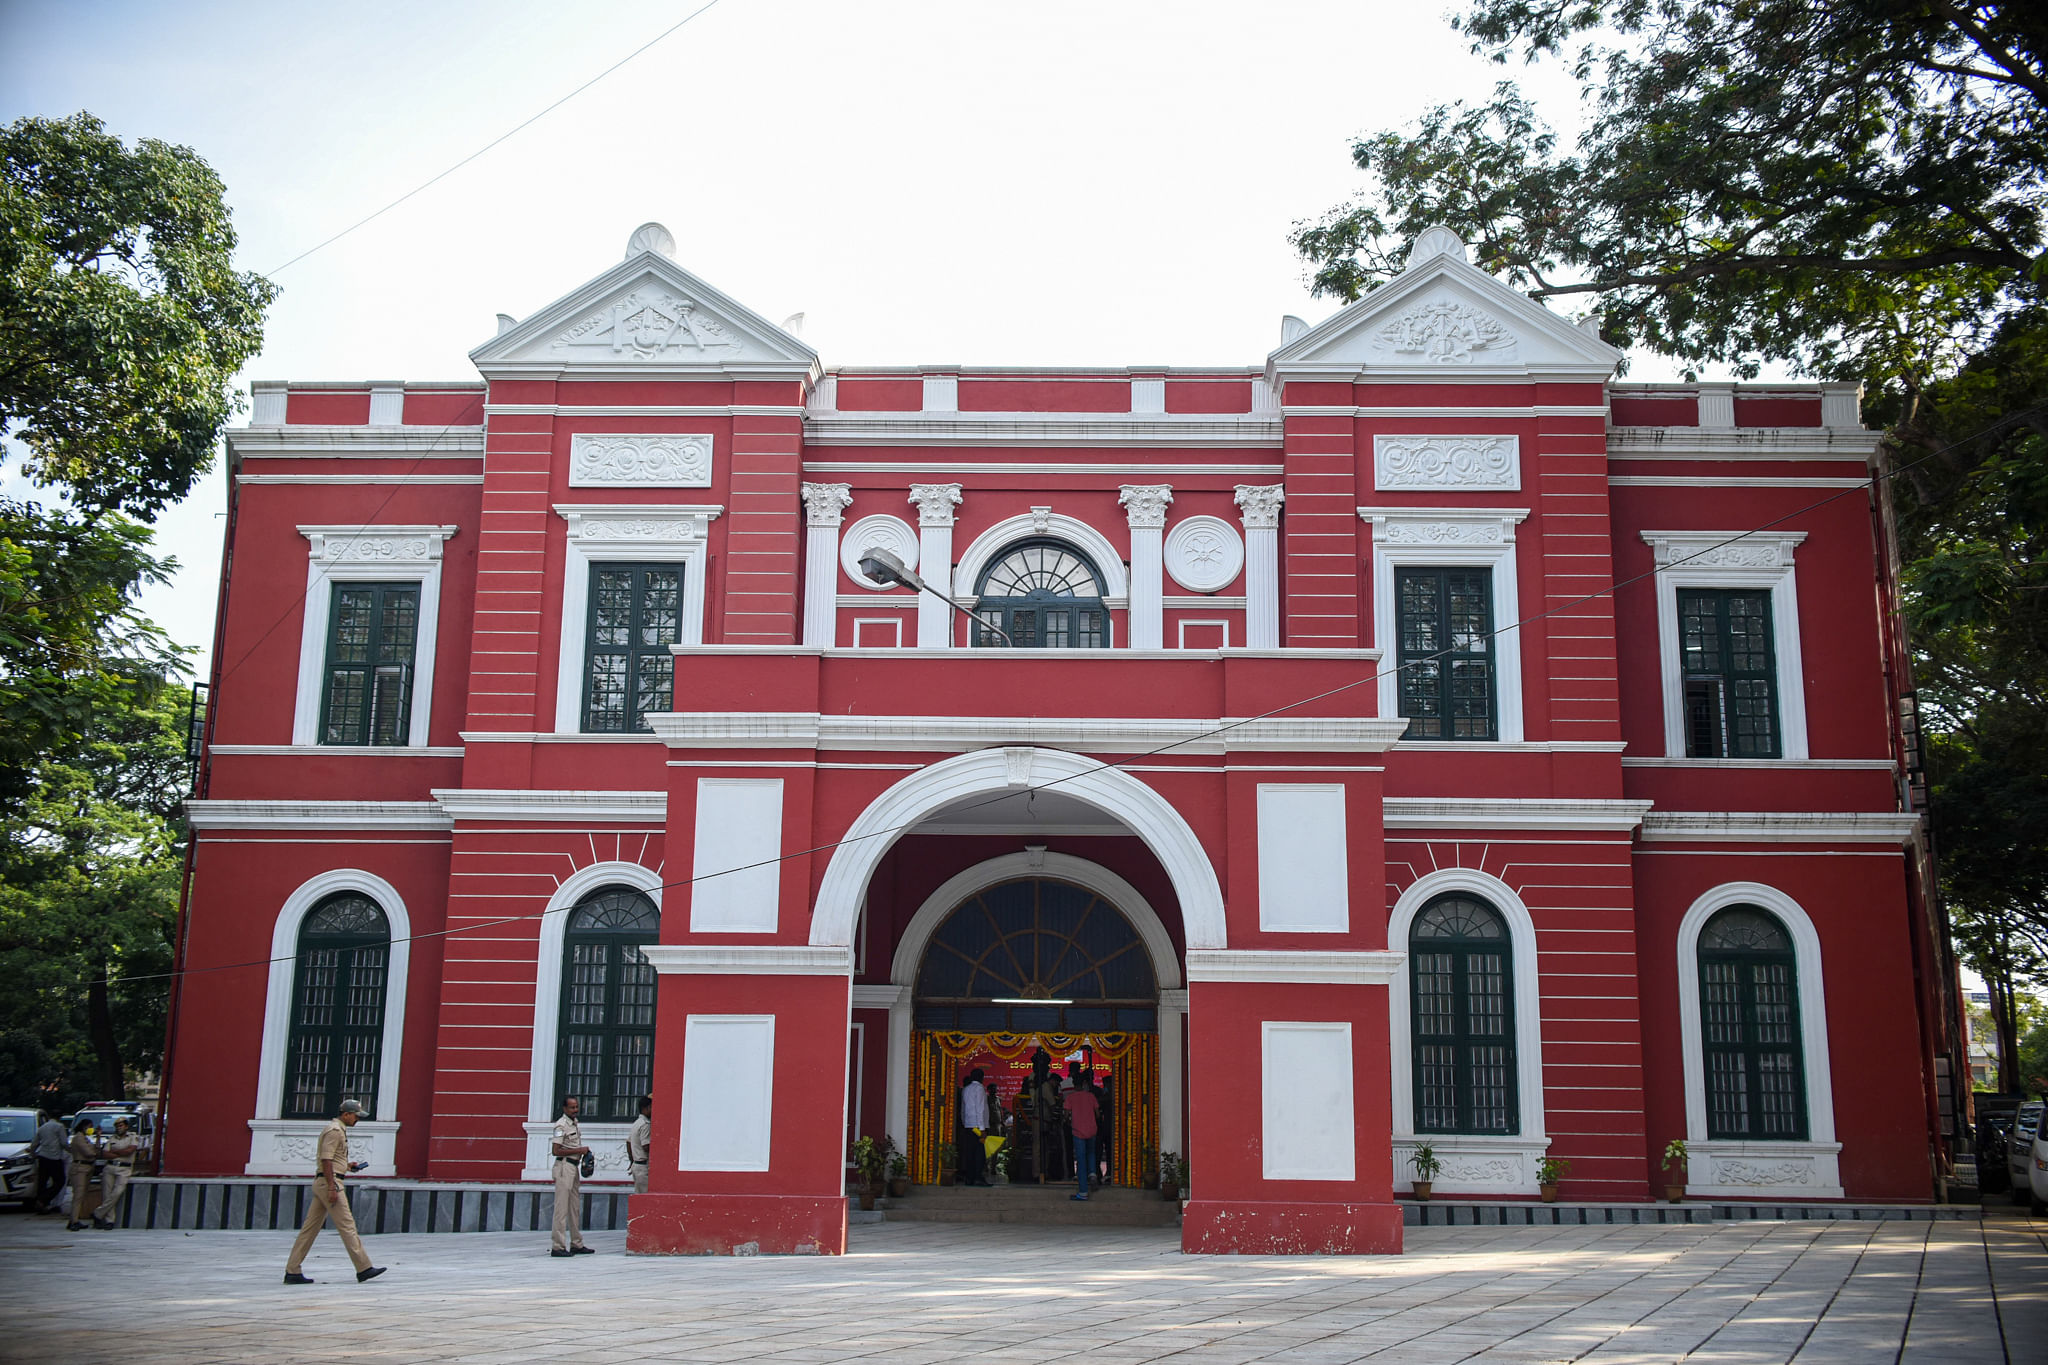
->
[282, 1099, 385, 1284]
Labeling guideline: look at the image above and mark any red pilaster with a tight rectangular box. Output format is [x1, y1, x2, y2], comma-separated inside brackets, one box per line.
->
[720, 409, 805, 644]
[464, 391, 555, 731]
[1281, 383, 1361, 646]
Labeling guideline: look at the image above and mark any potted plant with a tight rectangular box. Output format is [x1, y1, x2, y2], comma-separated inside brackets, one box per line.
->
[851, 1135, 888, 1210]
[1537, 1156, 1571, 1203]
[1661, 1139, 1688, 1203]
[1141, 1142, 1160, 1190]
[937, 1141, 957, 1187]
[1410, 1142, 1441, 1201]
[887, 1151, 911, 1199]
[1159, 1151, 1186, 1202]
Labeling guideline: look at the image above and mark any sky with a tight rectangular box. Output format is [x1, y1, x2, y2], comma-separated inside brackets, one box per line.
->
[3, 0, 1650, 664]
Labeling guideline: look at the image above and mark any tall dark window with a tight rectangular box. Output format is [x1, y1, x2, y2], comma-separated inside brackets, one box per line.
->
[1411, 895, 1517, 1134]
[971, 540, 1109, 648]
[320, 583, 419, 745]
[582, 564, 681, 733]
[556, 887, 659, 1121]
[1698, 906, 1807, 1140]
[1680, 589, 1779, 758]
[283, 893, 391, 1120]
[1396, 568, 1495, 740]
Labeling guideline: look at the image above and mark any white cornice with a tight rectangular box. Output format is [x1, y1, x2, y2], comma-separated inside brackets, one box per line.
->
[1186, 950, 1405, 985]
[227, 428, 485, 457]
[802, 461, 1282, 476]
[208, 744, 466, 757]
[1285, 405, 1606, 419]
[1639, 811, 1921, 844]
[642, 945, 855, 976]
[1607, 428, 1877, 458]
[184, 800, 452, 831]
[1383, 798, 1654, 831]
[483, 404, 807, 418]
[239, 474, 485, 485]
[851, 984, 910, 1008]
[644, 712, 1413, 754]
[803, 414, 1282, 447]
[429, 789, 667, 822]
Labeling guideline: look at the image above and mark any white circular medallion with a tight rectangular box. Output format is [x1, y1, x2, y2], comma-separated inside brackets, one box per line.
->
[840, 514, 921, 589]
[1163, 515, 1245, 593]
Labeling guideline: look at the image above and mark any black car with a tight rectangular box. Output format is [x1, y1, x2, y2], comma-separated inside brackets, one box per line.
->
[1979, 1111, 2015, 1194]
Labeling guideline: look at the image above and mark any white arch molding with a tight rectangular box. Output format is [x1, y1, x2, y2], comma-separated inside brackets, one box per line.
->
[520, 860, 665, 1182]
[871, 850, 1189, 1161]
[953, 512, 1132, 601]
[1675, 881, 1842, 1199]
[1386, 867, 1548, 1195]
[246, 869, 413, 1176]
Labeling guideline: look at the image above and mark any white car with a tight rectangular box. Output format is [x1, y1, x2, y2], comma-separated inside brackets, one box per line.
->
[0, 1109, 41, 1205]
[2027, 1117, 2048, 1216]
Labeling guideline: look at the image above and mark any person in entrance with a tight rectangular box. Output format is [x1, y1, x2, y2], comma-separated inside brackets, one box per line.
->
[1062, 1075, 1102, 1201]
[959, 1069, 992, 1187]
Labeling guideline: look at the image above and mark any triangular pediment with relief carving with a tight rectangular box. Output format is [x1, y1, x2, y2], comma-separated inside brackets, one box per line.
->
[1269, 229, 1621, 380]
[471, 242, 817, 376]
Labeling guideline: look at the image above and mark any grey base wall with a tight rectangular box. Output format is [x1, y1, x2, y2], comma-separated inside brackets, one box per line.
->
[105, 1179, 630, 1234]
[1401, 1200, 1974, 1227]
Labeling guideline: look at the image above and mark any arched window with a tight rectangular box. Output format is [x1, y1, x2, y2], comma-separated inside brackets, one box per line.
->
[283, 893, 391, 1120]
[1698, 905, 1807, 1140]
[972, 539, 1109, 648]
[556, 886, 660, 1121]
[1410, 895, 1517, 1134]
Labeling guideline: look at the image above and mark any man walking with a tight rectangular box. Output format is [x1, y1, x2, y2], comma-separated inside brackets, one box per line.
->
[93, 1118, 141, 1230]
[283, 1099, 384, 1284]
[64, 1119, 101, 1231]
[550, 1095, 595, 1256]
[1062, 1074, 1102, 1202]
[626, 1095, 653, 1195]
[30, 1111, 65, 1214]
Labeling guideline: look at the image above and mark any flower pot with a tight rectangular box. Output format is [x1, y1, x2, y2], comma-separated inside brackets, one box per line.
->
[857, 1190, 876, 1211]
[1412, 1181, 1433, 1201]
[1161, 1183, 1181, 1202]
[889, 1177, 911, 1198]
[1540, 1183, 1559, 1203]
[1665, 1183, 1685, 1204]
[940, 1168, 956, 1187]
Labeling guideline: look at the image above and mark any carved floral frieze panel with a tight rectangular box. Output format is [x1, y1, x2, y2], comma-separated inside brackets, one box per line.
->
[1373, 299, 1518, 365]
[1374, 435, 1521, 492]
[569, 433, 712, 488]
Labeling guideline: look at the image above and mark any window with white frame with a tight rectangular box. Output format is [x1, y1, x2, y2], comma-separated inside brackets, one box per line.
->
[553, 505, 721, 733]
[1642, 531, 1809, 760]
[293, 526, 456, 747]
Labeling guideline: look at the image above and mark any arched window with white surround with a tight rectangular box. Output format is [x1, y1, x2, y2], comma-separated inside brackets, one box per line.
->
[1410, 894, 1517, 1135]
[282, 893, 392, 1119]
[1696, 904, 1807, 1141]
[555, 885, 660, 1122]
[971, 539, 1110, 648]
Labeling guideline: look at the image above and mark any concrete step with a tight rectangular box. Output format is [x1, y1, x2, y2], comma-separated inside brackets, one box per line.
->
[880, 1183, 1182, 1227]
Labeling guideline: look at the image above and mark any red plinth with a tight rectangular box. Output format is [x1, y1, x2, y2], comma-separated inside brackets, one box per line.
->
[1182, 1200, 1403, 1254]
[626, 1193, 848, 1256]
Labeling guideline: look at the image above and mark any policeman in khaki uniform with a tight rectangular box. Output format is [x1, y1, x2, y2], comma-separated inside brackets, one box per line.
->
[283, 1099, 386, 1284]
[64, 1119, 101, 1231]
[550, 1095, 594, 1256]
[626, 1095, 653, 1195]
[93, 1119, 142, 1229]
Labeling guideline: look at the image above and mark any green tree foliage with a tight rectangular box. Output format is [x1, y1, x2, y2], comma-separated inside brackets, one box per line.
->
[1293, 0, 2047, 1003]
[0, 682, 189, 1108]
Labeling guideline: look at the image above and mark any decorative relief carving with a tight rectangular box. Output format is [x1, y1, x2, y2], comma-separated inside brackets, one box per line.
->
[1435, 1155, 1521, 1184]
[569, 433, 712, 488]
[1708, 1157, 1815, 1188]
[1373, 299, 1516, 365]
[271, 1133, 370, 1166]
[1164, 516, 1245, 593]
[326, 536, 435, 563]
[552, 287, 741, 360]
[1028, 506, 1054, 534]
[570, 516, 706, 542]
[840, 514, 920, 589]
[908, 483, 963, 527]
[1642, 531, 1804, 570]
[1233, 485, 1284, 530]
[1118, 485, 1174, 530]
[800, 482, 853, 527]
[1375, 435, 1520, 492]
[1380, 519, 1507, 546]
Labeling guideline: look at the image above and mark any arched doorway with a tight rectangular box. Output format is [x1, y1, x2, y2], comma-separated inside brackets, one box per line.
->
[908, 877, 1162, 1187]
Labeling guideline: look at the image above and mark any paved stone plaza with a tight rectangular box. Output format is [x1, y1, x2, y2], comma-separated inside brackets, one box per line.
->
[0, 1207, 2041, 1363]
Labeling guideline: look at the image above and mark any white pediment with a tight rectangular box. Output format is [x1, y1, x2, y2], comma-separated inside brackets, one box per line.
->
[472, 249, 818, 377]
[1269, 234, 1621, 381]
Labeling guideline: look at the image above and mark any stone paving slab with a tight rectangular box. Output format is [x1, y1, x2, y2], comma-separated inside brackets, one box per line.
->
[0, 1205, 2039, 1362]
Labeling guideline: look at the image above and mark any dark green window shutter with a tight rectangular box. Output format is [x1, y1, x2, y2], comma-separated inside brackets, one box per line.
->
[1410, 895, 1518, 1135]
[1396, 567, 1496, 740]
[282, 894, 391, 1120]
[1679, 588, 1780, 757]
[555, 887, 660, 1122]
[582, 564, 683, 733]
[320, 583, 420, 745]
[1697, 906, 1808, 1140]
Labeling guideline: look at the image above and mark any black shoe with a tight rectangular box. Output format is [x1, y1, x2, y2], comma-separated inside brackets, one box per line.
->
[283, 1273, 314, 1285]
[67, 1222, 84, 1231]
[550, 1249, 572, 1257]
[357, 1266, 386, 1283]
[571, 1244, 595, 1254]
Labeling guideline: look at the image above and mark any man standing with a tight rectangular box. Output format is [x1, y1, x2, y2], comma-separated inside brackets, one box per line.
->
[65, 1119, 103, 1231]
[93, 1119, 141, 1230]
[1062, 1074, 1102, 1202]
[283, 1099, 384, 1284]
[958, 1069, 990, 1187]
[626, 1095, 653, 1196]
[30, 1111, 65, 1214]
[550, 1095, 595, 1256]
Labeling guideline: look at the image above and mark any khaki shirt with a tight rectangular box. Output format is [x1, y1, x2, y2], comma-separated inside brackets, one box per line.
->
[627, 1114, 652, 1164]
[552, 1114, 583, 1164]
[68, 1132, 100, 1164]
[315, 1118, 350, 1180]
[103, 1135, 142, 1169]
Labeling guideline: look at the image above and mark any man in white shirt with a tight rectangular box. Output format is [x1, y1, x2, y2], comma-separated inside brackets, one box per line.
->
[958, 1069, 991, 1187]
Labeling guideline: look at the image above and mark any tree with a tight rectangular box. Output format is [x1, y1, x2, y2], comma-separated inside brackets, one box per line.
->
[0, 682, 189, 1107]
[0, 112, 273, 811]
[1293, 0, 2048, 997]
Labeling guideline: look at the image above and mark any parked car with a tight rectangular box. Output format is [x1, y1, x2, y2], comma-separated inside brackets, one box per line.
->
[2026, 1121, 2048, 1217]
[72, 1103, 155, 1162]
[1978, 1111, 2014, 1193]
[0, 1109, 42, 1205]
[2008, 1101, 2045, 1205]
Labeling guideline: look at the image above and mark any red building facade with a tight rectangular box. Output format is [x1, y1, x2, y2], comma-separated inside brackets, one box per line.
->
[168, 224, 1949, 1255]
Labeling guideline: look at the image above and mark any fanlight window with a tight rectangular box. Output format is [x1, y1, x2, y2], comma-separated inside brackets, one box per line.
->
[972, 539, 1110, 649]
[1410, 894, 1516, 1135]
[283, 893, 391, 1120]
[556, 887, 660, 1121]
[914, 878, 1155, 1032]
[1697, 905, 1807, 1140]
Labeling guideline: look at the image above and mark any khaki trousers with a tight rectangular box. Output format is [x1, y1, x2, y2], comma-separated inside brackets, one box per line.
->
[96, 1166, 131, 1224]
[551, 1162, 585, 1251]
[286, 1177, 371, 1274]
[66, 1164, 92, 1221]
[632, 1162, 649, 1195]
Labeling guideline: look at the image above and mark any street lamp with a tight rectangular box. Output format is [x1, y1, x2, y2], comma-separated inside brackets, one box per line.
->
[857, 547, 1014, 646]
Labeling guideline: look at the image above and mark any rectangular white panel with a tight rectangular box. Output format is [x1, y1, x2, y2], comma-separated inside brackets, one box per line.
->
[1261, 1021, 1355, 1181]
[679, 1015, 775, 1171]
[690, 778, 784, 932]
[1257, 783, 1349, 932]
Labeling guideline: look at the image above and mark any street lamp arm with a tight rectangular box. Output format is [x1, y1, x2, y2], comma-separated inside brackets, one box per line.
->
[857, 549, 1013, 646]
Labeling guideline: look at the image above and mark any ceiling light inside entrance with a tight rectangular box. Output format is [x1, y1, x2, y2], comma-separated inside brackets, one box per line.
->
[991, 997, 1072, 1005]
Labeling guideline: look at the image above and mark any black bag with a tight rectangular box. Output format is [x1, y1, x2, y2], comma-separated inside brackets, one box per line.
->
[579, 1152, 596, 1178]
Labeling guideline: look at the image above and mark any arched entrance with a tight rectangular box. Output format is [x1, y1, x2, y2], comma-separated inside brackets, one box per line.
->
[907, 875, 1162, 1187]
